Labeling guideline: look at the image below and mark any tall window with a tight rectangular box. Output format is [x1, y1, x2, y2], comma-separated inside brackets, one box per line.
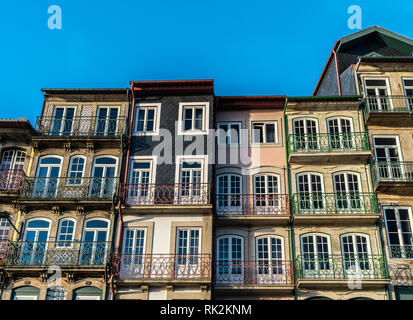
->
[403, 78, 413, 109]
[217, 122, 241, 145]
[135, 104, 160, 135]
[254, 174, 280, 214]
[293, 119, 318, 150]
[176, 228, 200, 270]
[67, 156, 85, 185]
[373, 137, 402, 180]
[300, 234, 331, 278]
[56, 218, 76, 248]
[252, 122, 277, 144]
[95, 106, 119, 136]
[22, 219, 51, 265]
[50, 106, 76, 136]
[177, 157, 206, 204]
[179, 103, 208, 134]
[0, 218, 10, 260]
[327, 118, 354, 150]
[0, 149, 26, 190]
[340, 234, 372, 278]
[91, 156, 118, 198]
[365, 79, 391, 111]
[80, 219, 109, 265]
[46, 287, 67, 300]
[256, 236, 284, 283]
[216, 174, 242, 214]
[296, 173, 324, 212]
[333, 172, 361, 212]
[128, 160, 152, 204]
[34, 156, 62, 198]
[384, 207, 413, 259]
[120, 228, 146, 276]
[216, 235, 243, 284]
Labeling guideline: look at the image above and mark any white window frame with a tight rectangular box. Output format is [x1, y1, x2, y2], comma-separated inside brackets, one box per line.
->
[402, 77, 413, 110]
[56, 218, 77, 248]
[178, 102, 210, 135]
[66, 155, 86, 185]
[300, 233, 332, 278]
[50, 106, 77, 136]
[133, 103, 161, 136]
[216, 174, 242, 215]
[255, 235, 285, 284]
[94, 105, 120, 136]
[216, 235, 244, 284]
[175, 155, 208, 185]
[217, 122, 242, 145]
[364, 77, 393, 110]
[251, 121, 278, 145]
[340, 233, 373, 278]
[175, 227, 202, 278]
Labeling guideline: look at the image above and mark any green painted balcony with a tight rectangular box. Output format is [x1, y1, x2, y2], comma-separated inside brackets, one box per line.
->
[371, 161, 413, 194]
[363, 95, 413, 126]
[288, 132, 371, 164]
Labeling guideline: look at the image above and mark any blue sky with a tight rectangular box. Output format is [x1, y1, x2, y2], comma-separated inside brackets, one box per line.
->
[0, 0, 412, 124]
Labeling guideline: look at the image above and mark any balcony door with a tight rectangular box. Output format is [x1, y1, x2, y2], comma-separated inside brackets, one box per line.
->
[21, 219, 51, 265]
[95, 106, 119, 136]
[90, 157, 117, 198]
[254, 174, 280, 215]
[383, 207, 413, 259]
[256, 236, 285, 284]
[327, 118, 354, 150]
[80, 219, 109, 266]
[216, 174, 242, 215]
[293, 119, 318, 151]
[177, 159, 205, 204]
[128, 161, 152, 205]
[333, 172, 361, 213]
[403, 78, 413, 110]
[33, 157, 62, 198]
[0, 149, 25, 190]
[341, 234, 373, 279]
[120, 228, 146, 278]
[216, 236, 244, 284]
[50, 106, 76, 136]
[365, 79, 392, 111]
[373, 137, 403, 180]
[296, 173, 324, 213]
[300, 234, 331, 279]
[175, 228, 201, 278]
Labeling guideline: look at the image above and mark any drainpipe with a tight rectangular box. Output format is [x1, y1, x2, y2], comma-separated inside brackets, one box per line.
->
[283, 98, 296, 300]
[104, 194, 116, 300]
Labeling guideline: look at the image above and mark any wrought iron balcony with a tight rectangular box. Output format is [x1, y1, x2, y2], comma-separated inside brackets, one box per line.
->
[19, 176, 119, 200]
[35, 116, 127, 137]
[363, 95, 413, 118]
[112, 254, 211, 280]
[120, 183, 211, 206]
[389, 245, 413, 260]
[6, 241, 112, 267]
[0, 169, 25, 192]
[215, 260, 294, 286]
[295, 255, 387, 280]
[291, 193, 379, 215]
[216, 194, 289, 216]
[371, 161, 413, 186]
[288, 132, 370, 153]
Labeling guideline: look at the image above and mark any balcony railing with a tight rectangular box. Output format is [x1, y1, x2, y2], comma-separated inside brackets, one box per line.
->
[288, 132, 369, 153]
[363, 95, 413, 118]
[389, 245, 413, 259]
[371, 161, 413, 186]
[112, 254, 211, 280]
[295, 255, 387, 280]
[215, 260, 294, 286]
[35, 116, 127, 137]
[19, 176, 119, 200]
[291, 193, 379, 215]
[0, 169, 25, 192]
[216, 194, 289, 216]
[6, 241, 112, 267]
[121, 183, 211, 206]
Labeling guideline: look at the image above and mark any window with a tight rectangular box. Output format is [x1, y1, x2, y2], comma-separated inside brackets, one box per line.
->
[252, 122, 277, 144]
[327, 117, 354, 150]
[73, 287, 102, 300]
[21, 219, 51, 265]
[254, 174, 280, 214]
[34, 156, 62, 198]
[91, 156, 118, 198]
[384, 207, 413, 259]
[176, 228, 200, 265]
[300, 234, 331, 278]
[95, 106, 119, 136]
[56, 218, 76, 248]
[67, 156, 85, 185]
[0, 149, 26, 170]
[217, 122, 241, 145]
[80, 219, 109, 265]
[120, 228, 146, 277]
[340, 234, 372, 278]
[292, 119, 318, 150]
[0, 218, 10, 240]
[178, 102, 209, 134]
[176, 156, 207, 204]
[216, 235, 243, 284]
[296, 173, 324, 212]
[12, 286, 40, 300]
[216, 174, 242, 214]
[256, 236, 284, 284]
[134, 103, 160, 135]
[46, 287, 67, 300]
[127, 158, 155, 205]
[403, 79, 413, 110]
[365, 79, 392, 111]
[49, 106, 76, 136]
[333, 172, 361, 212]
[373, 136, 403, 180]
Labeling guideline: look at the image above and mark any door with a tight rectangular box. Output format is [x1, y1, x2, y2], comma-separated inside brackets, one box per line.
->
[178, 160, 203, 204]
[80, 220, 109, 265]
[128, 161, 152, 205]
[175, 229, 201, 278]
[0, 149, 25, 190]
[90, 157, 117, 198]
[333, 173, 361, 213]
[365, 79, 392, 111]
[373, 137, 403, 180]
[300, 234, 332, 279]
[256, 236, 285, 284]
[254, 175, 280, 215]
[341, 234, 373, 279]
[120, 228, 146, 278]
[33, 157, 62, 198]
[95, 107, 119, 136]
[216, 236, 244, 284]
[296, 173, 324, 213]
[327, 118, 354, 150]
[384, 207, 413, 259]
[216, 175, 242, 215]
[293, 119, 318, 151]
[49, 107, 76, 136]
[21, 220, 51, 265]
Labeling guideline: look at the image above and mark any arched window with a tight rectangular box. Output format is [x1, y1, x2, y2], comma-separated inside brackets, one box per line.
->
[254, 174, 280, 214]
[73, 286, 102, 300]
[33, 156, 62, 198]
[80, 219, 110, 266]
[216, 174, 242, 214]
[292, 118, 318, 151]
[22, 218, 51, 265]
[327, 117, 354, 150]
[56, 218, 76, 248]
[91, 156, 118, 198]
[46, 286, 67, 300]
[0, 149, 26, 190]
[256, 235, 285, 284]
[296, 173, 324, 213]
[299, 234, 331, 279]
[340, 234, 373, 279]
[216, 235, 244, 284]
[67, 156, 86, 185]
[333, 172, 362, 213]
[12, 286, 40, 300]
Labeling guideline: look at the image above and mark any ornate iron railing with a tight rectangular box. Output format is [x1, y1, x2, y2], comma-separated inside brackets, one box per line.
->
[215, 260, 294, 285]
[363, 95, 413, 119]
[389, 245, 413, 259]
[291, 193, 379, 215]
[216, 194, 289, 216]
[112, 254, 211, 280]
[120, 183, 211, 206]
[371, 161, 413, 186]
[295, 255, 387, 280]
[0, 169, 25, 192]
[19, 176, 119, 200]
[6, 241, 112, 267]
[35, 116, 127, 137]
[288, 132, 369, 153]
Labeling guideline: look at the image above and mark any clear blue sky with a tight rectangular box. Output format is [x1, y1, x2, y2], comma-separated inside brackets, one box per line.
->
[1, 0, 412, 124]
